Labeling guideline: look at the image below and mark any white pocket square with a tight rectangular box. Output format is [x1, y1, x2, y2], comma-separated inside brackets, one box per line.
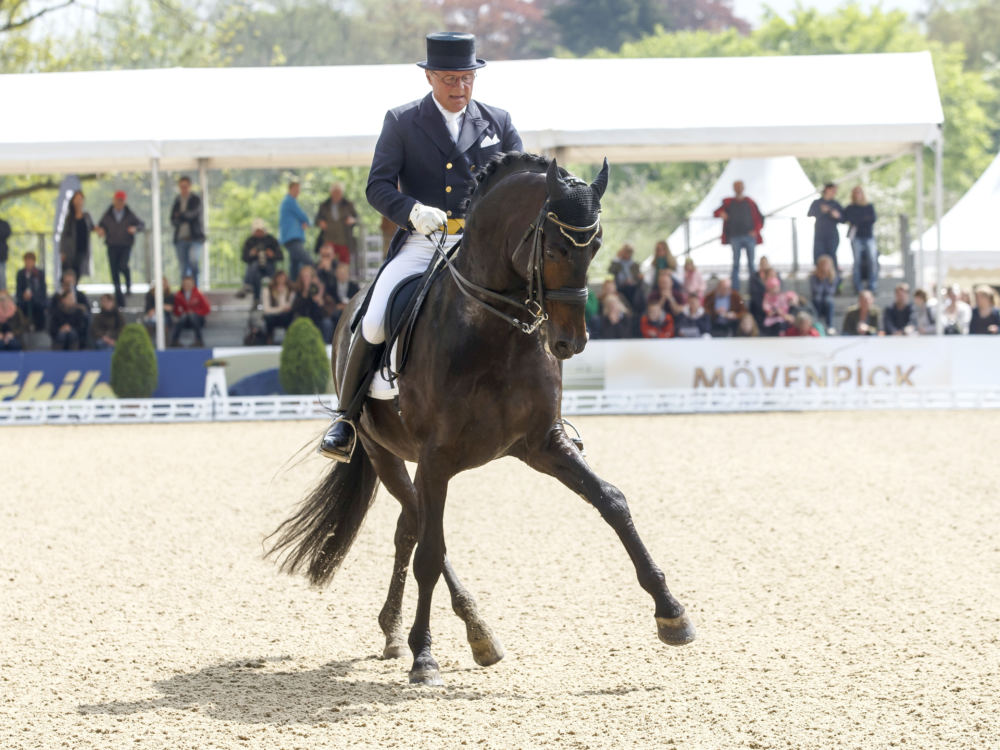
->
[480, 133, 500, 147]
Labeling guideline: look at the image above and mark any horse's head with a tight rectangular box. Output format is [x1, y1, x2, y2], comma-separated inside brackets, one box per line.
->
[520, 158, 608, 360]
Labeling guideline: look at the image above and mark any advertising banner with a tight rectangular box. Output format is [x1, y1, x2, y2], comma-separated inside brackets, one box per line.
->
[0, 349, 211, 400]
[563, 338, 1000, 392]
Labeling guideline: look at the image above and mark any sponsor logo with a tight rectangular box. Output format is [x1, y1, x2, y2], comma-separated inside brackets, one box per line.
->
[693, 361, 918, 389]
[0, 370, 115, 400]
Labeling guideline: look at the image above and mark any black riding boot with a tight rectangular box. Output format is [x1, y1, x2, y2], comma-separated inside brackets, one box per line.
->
[318, 332, 379, 462]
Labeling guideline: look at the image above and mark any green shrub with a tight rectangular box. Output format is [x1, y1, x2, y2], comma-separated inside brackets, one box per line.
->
[279, 318, 332, 395]
[110, 324, 159, 398]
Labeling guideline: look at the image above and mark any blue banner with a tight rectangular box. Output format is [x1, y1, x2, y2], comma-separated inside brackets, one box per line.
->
[0, 349, 211, 400]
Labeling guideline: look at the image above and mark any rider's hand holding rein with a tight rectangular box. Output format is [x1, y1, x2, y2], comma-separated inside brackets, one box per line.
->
[410, 203, 447, 236]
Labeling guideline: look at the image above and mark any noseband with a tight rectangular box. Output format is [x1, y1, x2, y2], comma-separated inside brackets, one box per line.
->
[433, 199, 596, 335]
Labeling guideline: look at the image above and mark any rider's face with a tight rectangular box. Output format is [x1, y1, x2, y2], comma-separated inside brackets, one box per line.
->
[426, 69, 475, 113]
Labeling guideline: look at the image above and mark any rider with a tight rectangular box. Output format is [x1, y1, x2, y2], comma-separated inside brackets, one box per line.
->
[319, 32, 523, 461]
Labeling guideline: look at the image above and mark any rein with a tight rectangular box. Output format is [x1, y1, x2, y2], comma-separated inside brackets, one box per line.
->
[431, 201, 595, 335]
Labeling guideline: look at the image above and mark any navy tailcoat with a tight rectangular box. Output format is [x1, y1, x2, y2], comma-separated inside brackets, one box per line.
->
[366, 92, 523, 244]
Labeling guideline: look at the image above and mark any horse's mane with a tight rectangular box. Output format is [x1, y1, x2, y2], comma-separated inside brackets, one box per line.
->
[464, 152, 574, 218]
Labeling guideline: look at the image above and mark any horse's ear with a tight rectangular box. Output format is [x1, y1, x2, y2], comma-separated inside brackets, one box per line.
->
[591, 158, 609, 200]
[546, 158, 564, 200]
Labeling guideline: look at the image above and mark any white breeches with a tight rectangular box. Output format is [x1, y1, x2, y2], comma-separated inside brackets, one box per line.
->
[361, 233, 437, 345]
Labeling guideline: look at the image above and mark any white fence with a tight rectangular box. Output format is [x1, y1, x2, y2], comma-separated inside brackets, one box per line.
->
[3, 387, 1000, 426]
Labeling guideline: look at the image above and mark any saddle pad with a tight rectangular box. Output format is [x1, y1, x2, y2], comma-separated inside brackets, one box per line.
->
[384, 273, 425, 346]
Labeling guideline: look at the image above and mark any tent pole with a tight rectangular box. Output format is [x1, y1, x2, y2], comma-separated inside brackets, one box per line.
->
[934, 130, 944, 335]
[915, 145, 925, 291]
[151, 158, 166, 351]
[198, 158, 210, 290]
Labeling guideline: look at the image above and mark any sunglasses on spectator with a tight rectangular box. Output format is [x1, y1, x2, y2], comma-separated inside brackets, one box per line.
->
[432, 72, 476, 87]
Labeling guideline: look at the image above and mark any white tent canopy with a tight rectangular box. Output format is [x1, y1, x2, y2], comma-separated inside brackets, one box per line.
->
[0, 52, 943, 175]
[662, 156, 821, 271]
[0, 52, 945, 345]
[914, 150, 1000, 282]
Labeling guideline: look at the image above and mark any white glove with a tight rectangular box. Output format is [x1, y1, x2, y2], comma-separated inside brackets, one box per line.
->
[409, 203, 447, 235]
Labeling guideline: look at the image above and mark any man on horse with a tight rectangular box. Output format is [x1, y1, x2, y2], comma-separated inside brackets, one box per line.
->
[319, 31, 523, 461]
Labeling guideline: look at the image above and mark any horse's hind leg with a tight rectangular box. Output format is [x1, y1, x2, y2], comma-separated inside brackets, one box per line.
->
[519, 425, 696, 646]
[364, 441, 502, 666]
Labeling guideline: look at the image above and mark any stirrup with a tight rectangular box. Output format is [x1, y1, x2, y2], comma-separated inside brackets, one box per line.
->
[560, 418, 585, 456]
[318, 414, 357, 463]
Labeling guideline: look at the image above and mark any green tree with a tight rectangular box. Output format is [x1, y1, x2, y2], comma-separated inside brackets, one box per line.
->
[279, 317, 331, 395]
[110, 323, 159, 397]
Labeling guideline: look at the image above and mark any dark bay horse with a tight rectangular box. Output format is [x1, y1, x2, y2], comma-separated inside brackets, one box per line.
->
[267, 153, 695, 686]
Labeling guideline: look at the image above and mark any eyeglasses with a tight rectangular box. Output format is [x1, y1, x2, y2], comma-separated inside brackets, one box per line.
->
[432, 71, 476, 87]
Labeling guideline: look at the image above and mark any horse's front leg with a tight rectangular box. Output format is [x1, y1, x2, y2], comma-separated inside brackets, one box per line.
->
[520, 426, 696, 645]
[407, 462, 450, 685]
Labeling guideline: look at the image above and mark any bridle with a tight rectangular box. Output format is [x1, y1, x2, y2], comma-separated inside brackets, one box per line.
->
[431, 199, 597, 335]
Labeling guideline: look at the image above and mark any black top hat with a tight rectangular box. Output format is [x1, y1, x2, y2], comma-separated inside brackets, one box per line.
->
[417, 32, 486, 71]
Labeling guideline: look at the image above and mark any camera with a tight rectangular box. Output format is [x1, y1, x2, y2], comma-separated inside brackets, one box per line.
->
[308, 284, 319, 297]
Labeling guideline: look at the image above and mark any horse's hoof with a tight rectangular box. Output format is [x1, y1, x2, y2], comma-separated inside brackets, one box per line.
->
[656, 614, 696, 645]
[408, 666, 444, 686]
[470, 637, 504, 667]
[382, 641, 408, 660]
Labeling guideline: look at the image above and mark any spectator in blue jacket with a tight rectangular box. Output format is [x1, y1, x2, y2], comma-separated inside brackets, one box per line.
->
[843, 186, 878, 293]
[279, 180, 312, 282]
[883, 283, 913, 335]
[808, 183, 845, 289]
[169, 176, 205, 286]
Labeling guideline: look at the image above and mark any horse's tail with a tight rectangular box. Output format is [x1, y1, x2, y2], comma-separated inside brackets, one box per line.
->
[265, 443, 379, 587]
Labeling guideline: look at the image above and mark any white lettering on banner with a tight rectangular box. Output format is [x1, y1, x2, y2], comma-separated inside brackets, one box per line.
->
[561, 338, 1000, 393]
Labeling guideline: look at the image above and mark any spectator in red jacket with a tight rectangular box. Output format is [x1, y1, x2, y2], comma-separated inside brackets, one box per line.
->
[782, 310, 820, 337]
[171, 274, 211, 347]
[639, 292, 674, 338]
[713, 180, 764, 294]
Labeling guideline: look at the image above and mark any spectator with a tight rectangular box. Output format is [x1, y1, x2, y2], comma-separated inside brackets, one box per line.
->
[90, 293, 124, 350]
[843, 186, 878, 293]
[937, 285, 972, 335]
[170, 176, 205, 286]
[714, 179, 764, 292]
[585, 277, 601, 332]
[0, 215, 10, 291]
[329, 261, 360, 329]
[969, 285, 1000, 335]
[883, 283, 913, 336]
[909, 289, 935, 335]
[96, 190, 145, 308]
[782, 310, 820, 337]
[262, 270, 295, 344]
[315, 243, 338, 291]
[291, 265, 335, 342]
[49, 287, 89, 350]
[595, 293, 634, 339]
[237, 219, 282, 302]
[314, 182, 358, 268]
[654, 267, 685, 319]
[703, 278, 745, 338]
[608, 244, 644, 311]
[651, 239, 677, 274]
[761, 272, 796, 336]
[808, 183, 845, 288]
[58, 190, 94, 280]
[682, 257, 706, 302]
[0, 291, 26, 350]
[143, 277, 174, 339]
[734, 312, 759, 337]
[171, 274, 210, 347]
[639, 292, 674, 338]
[15, 251, 46, 331]
[674, 295, 711, 338]
[280, 179, 313, 282]
[842, 290, 880, 336]
[749, 255, 775, 328]
[809, 255, 837, 332]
